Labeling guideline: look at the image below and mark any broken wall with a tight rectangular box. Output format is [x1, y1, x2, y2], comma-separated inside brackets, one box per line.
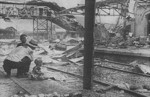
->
[94, 24, 109, 44]
[134, 4, 150, 37]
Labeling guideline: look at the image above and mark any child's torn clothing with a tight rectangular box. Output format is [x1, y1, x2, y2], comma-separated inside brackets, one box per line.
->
[29, 66, 47, 80]
[29, 58, 49, 80]
[32, 66, 43, 75]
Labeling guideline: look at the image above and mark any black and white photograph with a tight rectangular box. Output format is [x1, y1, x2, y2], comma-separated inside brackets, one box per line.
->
[0, 0, 149, 97]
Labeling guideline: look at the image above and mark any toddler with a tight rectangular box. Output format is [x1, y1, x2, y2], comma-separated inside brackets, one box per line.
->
[29, 58, 46, 80]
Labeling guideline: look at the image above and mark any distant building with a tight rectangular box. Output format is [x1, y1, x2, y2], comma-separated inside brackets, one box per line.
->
[53, 28, 66, 40]
[5, 27, 17, 33]
[0, 27, 17, 39]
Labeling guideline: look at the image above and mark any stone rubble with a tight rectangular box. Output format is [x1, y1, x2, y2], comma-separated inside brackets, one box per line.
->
[11, 92, 82, 97]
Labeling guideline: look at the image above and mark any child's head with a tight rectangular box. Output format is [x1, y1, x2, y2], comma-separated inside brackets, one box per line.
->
[34, 58, 43, 67]
[20, 34, 27, 43]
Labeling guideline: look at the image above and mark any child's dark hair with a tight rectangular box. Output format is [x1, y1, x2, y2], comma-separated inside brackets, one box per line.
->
[20, 34, 27, 40]
[34, 58, 42, 66]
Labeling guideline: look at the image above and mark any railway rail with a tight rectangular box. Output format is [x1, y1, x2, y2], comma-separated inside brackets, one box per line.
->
[94, 58, 134, 67]
[0, 67, 32, 95]
[0, 57, 149, 97]
[44, 66, 148, 97]
[94, 58, 150, 78]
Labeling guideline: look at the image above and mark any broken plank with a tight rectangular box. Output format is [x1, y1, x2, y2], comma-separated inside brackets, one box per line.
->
[64, 57, 83, 66]
[70, 57, 83, 63]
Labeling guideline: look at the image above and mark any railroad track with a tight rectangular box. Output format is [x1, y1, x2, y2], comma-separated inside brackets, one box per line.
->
[44, 66, 148, 97]
[94, 58, 133, 67]
[0, 57, 149, 97]
[94, 58, 150, 78]
[0, 67, 31, 95]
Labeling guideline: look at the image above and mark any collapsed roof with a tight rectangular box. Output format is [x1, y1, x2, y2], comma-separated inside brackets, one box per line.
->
[59, 0, 130, 14]
[26, 0, 65, 11]
[0, 0, 66, 12]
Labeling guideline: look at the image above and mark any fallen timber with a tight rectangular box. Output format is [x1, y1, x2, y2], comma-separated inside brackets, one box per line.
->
[45, 66, 147, 97]
[61, 53, 150, 78]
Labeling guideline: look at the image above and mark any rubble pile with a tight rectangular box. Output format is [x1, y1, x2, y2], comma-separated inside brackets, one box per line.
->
[1, 32, 150, 96]
[11, 91, 82, 97]
[95, 24, 150, 49]
[94, 59, 150, 96]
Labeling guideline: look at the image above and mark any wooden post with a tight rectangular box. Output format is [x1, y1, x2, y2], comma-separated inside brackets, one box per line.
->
[33, 18, 34, 38]
[37, 18, 39, 40]
[50, 21, 53, 42]
[47, 20, 49, 41]
[83, 0, 96, 90]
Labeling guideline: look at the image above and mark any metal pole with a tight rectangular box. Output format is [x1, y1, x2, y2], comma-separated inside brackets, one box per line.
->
[83, 0, 96, 90]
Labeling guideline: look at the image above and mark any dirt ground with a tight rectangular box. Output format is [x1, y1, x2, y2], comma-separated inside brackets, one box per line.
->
[0, 67, 26, 97]
[0, 40, 147, 97]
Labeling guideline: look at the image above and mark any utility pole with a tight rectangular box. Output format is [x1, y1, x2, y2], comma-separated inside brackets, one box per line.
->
[83, 0, 96, 90]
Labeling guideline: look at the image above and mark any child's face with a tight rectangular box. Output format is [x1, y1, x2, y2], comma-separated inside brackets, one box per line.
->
[20, 36, 27, 43]
[35, 60, 43, 67]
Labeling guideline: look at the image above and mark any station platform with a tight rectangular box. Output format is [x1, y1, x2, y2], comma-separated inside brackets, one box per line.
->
[94, 47, 150, 64]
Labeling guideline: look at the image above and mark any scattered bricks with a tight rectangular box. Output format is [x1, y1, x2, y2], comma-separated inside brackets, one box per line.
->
[53, 95, 59, 97]
[130, 85, 143, 90]
[72, 92, 82, 97]
[139, 36, 147, 45]
[68, 93, 74, 97]
[119, 90, 125, 94]
[62, 92, 82, 97]
[38, 94, 45, 97]
[29, 95, 37, 97]
[53, 92, 60, 97]
[11, 95, 19, 97]
[63, 94, 70, 97]
[24, 94, 30, 97]
[116, 83, 130, 89]
[44, 94, 53, 97]
[11, 92, 82, 97]
[143, 85, 150, 90]
[119, 42, 127, 48]
[123, 83, 130, 89]
[55, 43, 67, 51]
[17, 91, 24, 95]
[11, 93, 82, 97]
[135, 89, 148, 92]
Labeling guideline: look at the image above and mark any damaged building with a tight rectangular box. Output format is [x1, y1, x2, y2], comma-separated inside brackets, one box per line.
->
[134, 0, 150, 36]
[1, 0, 150, 97]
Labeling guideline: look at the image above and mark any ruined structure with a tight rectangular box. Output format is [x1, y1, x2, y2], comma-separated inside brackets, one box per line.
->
[134, 0, 150, 36]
